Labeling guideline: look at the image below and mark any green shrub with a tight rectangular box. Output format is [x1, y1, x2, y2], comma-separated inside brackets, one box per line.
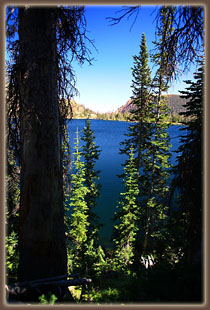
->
[38, 292, 58, 304]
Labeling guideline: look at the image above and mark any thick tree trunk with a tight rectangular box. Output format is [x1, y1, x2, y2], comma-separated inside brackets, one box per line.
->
[18, 8, 67, 281]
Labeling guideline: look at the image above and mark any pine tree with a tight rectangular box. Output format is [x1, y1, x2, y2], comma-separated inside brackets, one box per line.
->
[68, 128, 89, 272]
[120, 33, 152, 171]
[67, 124, 103, 276]
[81, 120, 101, 244]
[141, 7, 173, 257]
[118, 33, 152, 256]
[62, 125, 72, 232]
[170, 61, 203, 264]
[119, 24, 172, 259]
[113, 146, 140, 271]
[80, 120, 103, 276]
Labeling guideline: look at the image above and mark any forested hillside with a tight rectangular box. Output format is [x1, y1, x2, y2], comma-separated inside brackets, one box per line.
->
[71, 94, 187, 123]
[70, 101, 97, 119]
[116, 94, 188, 122]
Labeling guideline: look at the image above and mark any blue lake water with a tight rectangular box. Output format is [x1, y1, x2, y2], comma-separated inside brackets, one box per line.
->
[67, 119, 183, 248]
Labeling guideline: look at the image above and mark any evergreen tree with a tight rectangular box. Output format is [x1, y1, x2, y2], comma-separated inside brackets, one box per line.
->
[68, 128, 89, 272]
[141, 98, 171, 257]
[119, 23, 172, 259]
[68, 126, 104, 276]
[113, 146, 140, 271]
[141, 7, 173, 257]
[120, 33, 152, 171]
[170, 62, 203, 264]
[81, 119, 101, 245]
[62, 125, 72, 238]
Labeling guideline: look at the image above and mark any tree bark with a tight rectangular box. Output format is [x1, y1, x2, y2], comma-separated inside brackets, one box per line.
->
[18, 7, 67, 281]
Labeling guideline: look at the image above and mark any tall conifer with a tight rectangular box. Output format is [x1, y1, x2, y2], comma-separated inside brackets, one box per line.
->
[171, 62, 203, 264]
[141, 7, 173, 256]
[62, 126, 72, 232]
[119, 26, 172, 258]
[81, 120, 101, 245]
[68, 128, 89, 271]
[68, 124, 102, 275]
[120, 32, 152, 171]
[113, 146, 140, 271]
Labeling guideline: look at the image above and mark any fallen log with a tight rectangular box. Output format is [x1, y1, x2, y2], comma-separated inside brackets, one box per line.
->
[5, 274, 92, 302]
[7, 273, 81, 289]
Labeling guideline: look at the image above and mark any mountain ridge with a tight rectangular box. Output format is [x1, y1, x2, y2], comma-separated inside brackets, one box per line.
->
[70, 94, 187, 122]
[116, 94, 187, 115]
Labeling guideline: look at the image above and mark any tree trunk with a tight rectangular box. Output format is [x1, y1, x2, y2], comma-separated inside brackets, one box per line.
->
[18, 7, 67, 281]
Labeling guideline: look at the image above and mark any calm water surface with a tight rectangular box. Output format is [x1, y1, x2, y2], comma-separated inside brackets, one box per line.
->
[67, 119, 182, 248]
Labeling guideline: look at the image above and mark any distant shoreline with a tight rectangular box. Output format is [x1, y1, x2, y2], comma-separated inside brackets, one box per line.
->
[70, 117, 185, 126]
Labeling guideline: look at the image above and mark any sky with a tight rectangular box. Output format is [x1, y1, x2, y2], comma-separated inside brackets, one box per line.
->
[72, 5, 195, 113]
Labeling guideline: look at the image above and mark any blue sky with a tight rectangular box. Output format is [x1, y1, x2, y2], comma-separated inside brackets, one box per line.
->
[73, 5, 195, 113]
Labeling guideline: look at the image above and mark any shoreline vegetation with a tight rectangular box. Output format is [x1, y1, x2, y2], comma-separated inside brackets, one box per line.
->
[69, 94, 188, 125]
[71, 117, 184, 126]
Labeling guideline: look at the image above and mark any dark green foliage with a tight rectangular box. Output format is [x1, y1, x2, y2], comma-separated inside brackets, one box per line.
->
[68, 125, 104, 277]
[170, 62, 203, 264]
[62, 126, 72, 232]
[69, 129, 89, 246]
[80, 260, 202, 303]
[38, 292, 58, 304]
[140, 7, 173, 256]
[119, 28, 172, 259]
[113, 146, 140, 271]
[120, 33, 152, 170]
[81, 120, 101, 244]
[81, 123, 107, 277]
[5, 231, 19, 282]
[68, 128, 89, 272]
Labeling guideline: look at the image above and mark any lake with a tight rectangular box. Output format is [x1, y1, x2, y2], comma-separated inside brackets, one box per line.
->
[67, 119, 183, 248]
